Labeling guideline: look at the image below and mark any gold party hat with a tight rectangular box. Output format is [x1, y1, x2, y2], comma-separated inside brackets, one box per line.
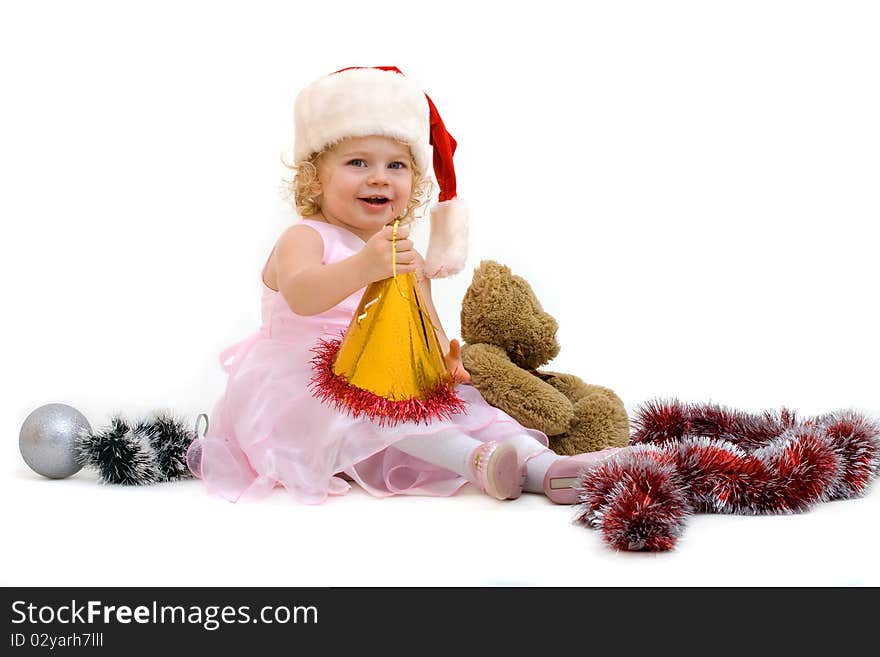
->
[310, 221, 465, 425]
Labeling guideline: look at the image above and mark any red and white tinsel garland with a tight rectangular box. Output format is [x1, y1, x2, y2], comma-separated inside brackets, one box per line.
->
[575, 399, 880, 551]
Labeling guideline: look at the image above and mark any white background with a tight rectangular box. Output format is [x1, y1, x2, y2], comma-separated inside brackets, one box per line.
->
[2, 0, 878, 586]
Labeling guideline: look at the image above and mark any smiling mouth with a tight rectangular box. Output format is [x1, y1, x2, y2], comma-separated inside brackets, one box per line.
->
[359, 196, 391, 206]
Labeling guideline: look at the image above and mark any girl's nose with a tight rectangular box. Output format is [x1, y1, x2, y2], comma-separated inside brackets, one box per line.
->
[367, 168, 389, 185]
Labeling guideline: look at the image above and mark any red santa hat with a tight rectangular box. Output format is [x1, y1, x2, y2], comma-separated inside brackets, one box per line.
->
[293, 66, 468, 278]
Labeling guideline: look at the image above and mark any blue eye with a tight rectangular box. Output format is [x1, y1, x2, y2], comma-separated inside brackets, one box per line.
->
[347, 159, 366, 167]
[389, 161, 407, 170]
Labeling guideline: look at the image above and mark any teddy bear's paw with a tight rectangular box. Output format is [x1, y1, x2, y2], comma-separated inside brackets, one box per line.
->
[552, 394, 630, 455]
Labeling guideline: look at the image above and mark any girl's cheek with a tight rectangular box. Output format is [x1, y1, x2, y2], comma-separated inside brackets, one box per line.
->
[341, 170, 365, 186]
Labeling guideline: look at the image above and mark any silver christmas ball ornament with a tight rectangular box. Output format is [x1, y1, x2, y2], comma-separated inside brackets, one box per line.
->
[19, 403, 91, 479]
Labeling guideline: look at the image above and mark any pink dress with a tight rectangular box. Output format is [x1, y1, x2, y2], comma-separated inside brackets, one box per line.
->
[189, 219, 549, 504]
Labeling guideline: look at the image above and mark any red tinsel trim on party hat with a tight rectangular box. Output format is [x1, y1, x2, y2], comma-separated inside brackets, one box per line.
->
[309, 337, 466, 427]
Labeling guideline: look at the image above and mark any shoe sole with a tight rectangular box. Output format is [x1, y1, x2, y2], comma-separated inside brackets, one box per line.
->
[546, 463, 589, 505]
[546, 477, 580, 504]
[485, 442, 524, 500]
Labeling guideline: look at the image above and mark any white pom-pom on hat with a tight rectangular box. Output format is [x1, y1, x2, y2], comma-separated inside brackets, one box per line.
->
[425, 199, 469, 278]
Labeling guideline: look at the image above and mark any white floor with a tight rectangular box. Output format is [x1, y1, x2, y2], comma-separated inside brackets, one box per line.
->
[4, 460, 879, 587]
[4, 0, 879, 589]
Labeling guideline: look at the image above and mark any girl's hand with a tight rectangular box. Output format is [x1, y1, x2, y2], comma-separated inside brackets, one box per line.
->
[445, 339, 471, 385]
[357, 223, 418, 283]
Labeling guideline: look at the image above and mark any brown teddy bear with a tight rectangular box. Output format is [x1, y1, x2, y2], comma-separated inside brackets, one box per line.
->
[459, 260, 629, 455]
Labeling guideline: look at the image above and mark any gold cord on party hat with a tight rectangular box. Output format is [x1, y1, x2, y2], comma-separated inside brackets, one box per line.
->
[391, 204, 400, 281]
[390, 218, 409, 300]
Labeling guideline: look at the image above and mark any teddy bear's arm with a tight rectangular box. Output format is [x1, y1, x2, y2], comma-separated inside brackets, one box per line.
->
[462, 343, 574, 436]
[539, 371, 625, 407]
[537, 371, 593, 403]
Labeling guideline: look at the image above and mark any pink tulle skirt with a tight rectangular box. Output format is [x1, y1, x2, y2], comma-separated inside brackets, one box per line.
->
[188, 321, 549, 505]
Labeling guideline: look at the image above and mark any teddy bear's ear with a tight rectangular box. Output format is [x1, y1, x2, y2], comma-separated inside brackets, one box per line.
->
[468, 260, 511, 297]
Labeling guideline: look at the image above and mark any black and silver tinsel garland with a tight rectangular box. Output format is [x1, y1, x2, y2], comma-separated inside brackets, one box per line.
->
[75, 412, 197, 485]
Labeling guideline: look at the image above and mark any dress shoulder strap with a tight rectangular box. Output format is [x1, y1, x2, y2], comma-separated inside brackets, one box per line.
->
[296, 219, 366, 261]
[298, 218, 334, 242]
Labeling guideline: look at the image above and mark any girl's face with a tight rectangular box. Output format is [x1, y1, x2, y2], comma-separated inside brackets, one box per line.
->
[315, 135, 414, 240]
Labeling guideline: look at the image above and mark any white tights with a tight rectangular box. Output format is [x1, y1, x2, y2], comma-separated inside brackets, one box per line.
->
[393, 430, 564, 494]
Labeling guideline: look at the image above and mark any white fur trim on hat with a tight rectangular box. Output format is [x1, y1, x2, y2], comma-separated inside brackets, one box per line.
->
[424, 198, 469, 279]
[294, 68, 430, 173]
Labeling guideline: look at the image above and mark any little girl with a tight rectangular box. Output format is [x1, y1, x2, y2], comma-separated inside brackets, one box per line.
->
[188, 67, 621, 505]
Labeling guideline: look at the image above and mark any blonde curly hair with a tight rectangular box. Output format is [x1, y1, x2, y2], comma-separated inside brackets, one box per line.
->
[282, 139, 434, 225]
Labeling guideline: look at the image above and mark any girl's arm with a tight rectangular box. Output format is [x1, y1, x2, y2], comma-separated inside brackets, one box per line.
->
[414, 252, 471, 384]
[275, 225, 370, 316]
[414, 254, 449, 354]
[276, 223, 417, 316]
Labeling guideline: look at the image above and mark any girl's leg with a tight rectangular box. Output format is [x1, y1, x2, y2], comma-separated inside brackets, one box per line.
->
[502, 434, 565, 493]
[502, 433, 627, 501]
[394, 429, 482, 484]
